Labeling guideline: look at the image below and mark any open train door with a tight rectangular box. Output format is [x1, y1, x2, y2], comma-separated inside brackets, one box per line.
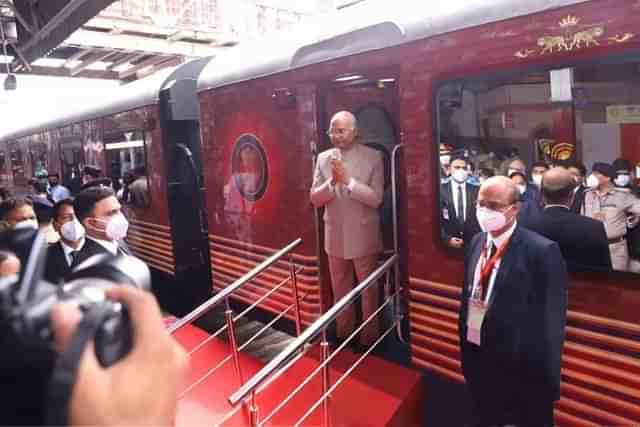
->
[316, 67, 408, 347]
[158, 59, 213, 316]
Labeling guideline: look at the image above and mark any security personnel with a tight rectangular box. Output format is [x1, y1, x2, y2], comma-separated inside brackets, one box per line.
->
[583, 162, 640, 272]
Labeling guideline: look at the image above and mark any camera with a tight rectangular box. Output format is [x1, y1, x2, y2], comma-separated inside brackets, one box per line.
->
[0, 228, 150, 367]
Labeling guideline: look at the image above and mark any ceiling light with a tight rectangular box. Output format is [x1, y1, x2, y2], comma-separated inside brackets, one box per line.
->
[31, 58, 66, 67]
[378, 78, 396, 83]
[112, 62, 133, 73]
[334, 74, 363, 82]
[85, 61, 113, 71]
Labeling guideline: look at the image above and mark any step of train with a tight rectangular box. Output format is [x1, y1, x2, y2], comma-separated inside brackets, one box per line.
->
[171, 322, 424, 426]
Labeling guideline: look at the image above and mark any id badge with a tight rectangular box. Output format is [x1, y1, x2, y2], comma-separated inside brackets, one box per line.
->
[467, 300, 487, 346]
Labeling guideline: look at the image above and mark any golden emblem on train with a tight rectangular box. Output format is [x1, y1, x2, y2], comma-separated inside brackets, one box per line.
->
[515, 15, 634, 59]
[537, 138, 574, 162]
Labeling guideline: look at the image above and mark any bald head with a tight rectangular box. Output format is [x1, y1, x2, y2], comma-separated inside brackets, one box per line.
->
[480, 176, 520, 206]
[541, 167, 576, 207]
[477, 176, 520, 235]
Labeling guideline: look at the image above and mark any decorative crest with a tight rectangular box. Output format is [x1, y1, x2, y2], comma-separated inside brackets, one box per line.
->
[559, 15, 580, 28]
[514, 14, 634, 59]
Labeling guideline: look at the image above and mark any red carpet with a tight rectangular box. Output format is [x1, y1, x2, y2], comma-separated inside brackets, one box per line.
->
[172, 324, 424, 426]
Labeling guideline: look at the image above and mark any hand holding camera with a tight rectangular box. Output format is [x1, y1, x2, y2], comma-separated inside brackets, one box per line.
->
[51, 286, 188, 426]
[0, 229, 188, 426]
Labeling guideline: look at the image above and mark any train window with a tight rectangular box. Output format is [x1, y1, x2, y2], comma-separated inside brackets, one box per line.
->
[10, 142, 27, 189]
[30, 142, 49, 178]
[435, 59, 640, 275]
[104, 129, 150, 208]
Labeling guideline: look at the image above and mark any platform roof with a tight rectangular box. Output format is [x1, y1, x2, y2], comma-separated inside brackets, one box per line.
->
[0, 58, 212, 141]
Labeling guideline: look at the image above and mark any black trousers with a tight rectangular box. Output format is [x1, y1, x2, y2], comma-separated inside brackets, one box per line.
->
[471, 391, 555, 427]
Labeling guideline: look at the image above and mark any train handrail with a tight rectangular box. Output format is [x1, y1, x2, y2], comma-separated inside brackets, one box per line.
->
[167, 237, 303, 334]
[228, 254, 398, 407]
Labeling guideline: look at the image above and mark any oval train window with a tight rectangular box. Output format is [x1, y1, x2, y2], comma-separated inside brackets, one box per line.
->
[231, 134, 269, 202]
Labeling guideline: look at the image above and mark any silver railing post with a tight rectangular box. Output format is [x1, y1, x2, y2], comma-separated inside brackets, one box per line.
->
[225, 297, 244, 385]
[320, 330, 330, 427]
[289, 254, 302, 337]
[250, 391, 259, 427]
[390, 145, 405, 343]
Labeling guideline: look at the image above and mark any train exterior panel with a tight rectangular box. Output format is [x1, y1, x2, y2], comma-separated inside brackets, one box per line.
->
[199, 76, 323, 324]
[196, 0, 640, 424]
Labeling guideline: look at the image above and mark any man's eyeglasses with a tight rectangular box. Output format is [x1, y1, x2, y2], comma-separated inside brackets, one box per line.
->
[326, 128, 350, 137]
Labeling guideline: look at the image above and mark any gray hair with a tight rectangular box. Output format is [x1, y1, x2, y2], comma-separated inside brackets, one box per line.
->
[330, 111, 358, 131]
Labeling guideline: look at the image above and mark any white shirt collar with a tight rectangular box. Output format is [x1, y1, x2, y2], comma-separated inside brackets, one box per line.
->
[451, 180, 466, 189]
[60, 238, 85, 257]
[544, 204, 570, 210]
[487, 221, 517, 249]
[87, 236, 119, 255]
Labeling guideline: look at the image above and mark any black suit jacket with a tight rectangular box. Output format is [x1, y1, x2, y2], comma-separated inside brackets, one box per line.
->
[44, 239, 121, 284]
[570, 185, 586, 214]
[44, 242, 72, 284]
[527, 206, 612, 272]
[82, 237, 131, 257]
[459, 226, 568, 424]
[440, 182, 481, 245]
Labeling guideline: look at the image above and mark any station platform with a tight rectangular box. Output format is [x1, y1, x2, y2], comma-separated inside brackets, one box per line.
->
[171, 323, 424, 426]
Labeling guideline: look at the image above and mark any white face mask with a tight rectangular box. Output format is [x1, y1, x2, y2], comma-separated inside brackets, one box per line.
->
[586, 174, 600, 189]
[105, 213, 129, 241]
[517, 184, 526, 195]
[440, 155, 451, 166]
[615, 174, 630, 187]
[14, 219, 38, 230]
[452, 169, 469, 183]
[61, 219, 85, 242]
[476, 206, 510, 233]
[532, 174, 543, 187]
[508, 168, 524, 177]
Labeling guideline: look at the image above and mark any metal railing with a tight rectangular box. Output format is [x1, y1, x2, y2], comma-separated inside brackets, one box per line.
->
[228, 254, 401, 427]
[167, 237, 304, 392]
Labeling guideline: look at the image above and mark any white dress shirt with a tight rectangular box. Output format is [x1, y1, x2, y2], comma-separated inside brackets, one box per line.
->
[451, 180, 467, 221]
[60, 238, 86, 267]
[471, 221, 518, 305]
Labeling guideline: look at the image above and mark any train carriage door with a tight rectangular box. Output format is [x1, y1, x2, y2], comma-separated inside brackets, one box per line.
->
[321, 71, 400, 252]
[317, 69, 405, 339]
[159, 78, 212, 315]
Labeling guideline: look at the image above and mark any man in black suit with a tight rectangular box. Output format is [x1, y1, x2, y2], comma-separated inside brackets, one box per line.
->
[73, 186, 130, 256]
[44, 199, 87, 284]
[527, 167, 612, 273]
[459, 176, 568, 427]
[440, 156, 481, 248]
[567, 161, 587, 214]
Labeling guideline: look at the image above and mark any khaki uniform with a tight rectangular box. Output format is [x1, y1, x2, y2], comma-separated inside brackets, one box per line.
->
[583, 187, 640, 271]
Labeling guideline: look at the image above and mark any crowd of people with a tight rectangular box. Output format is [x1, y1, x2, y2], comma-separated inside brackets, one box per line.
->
[0, 165, 187, 426]
[440, 150, 640, 273]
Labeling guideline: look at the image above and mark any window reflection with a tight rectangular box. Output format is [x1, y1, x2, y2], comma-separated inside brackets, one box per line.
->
[104, 129, 150, 208]
[436, 59, 640, 274]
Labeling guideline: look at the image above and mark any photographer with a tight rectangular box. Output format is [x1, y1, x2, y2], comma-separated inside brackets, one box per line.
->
[50, 286, 188, 426]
